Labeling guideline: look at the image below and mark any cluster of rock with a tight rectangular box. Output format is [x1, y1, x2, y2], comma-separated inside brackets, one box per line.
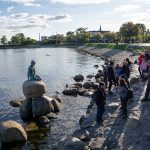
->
[21, 80, 62, 125]
[62, 71, 103, 97]
[0, 80, 62, 144]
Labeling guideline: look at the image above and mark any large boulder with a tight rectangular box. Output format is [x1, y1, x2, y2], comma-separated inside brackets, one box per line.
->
[51, 98, 63, 113]
[20, 99, 33, 121]
[89, 137, 106, 150]
[126, 117, 141, 129]
[22, 80, 48, 99]
[73, 83, 83, 88]
[37, 116, 51, 128]
[32, 96, 54, 118]
[10, 100, 22, 107]
[0, 120, 27, 143]
[83, 82, 92, 89]
[74, 74, 84, 82]
[62, 88, 77, 96]
[56, 136, 86, 150]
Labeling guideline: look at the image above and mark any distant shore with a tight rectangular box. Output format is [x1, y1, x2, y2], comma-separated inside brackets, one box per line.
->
[1, 43, 150, 51]
[0, 43, 83, 49]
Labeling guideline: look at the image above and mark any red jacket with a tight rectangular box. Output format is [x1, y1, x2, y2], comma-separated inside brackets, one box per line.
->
[138, 54, 144, 65]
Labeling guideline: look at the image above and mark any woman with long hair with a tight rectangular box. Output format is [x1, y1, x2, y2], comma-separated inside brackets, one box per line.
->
[118, 78, 129, 119]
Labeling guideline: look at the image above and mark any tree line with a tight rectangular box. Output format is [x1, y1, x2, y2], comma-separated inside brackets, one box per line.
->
[0, 22, 150, 46]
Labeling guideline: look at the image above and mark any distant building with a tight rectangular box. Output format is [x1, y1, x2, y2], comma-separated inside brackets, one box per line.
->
[41, 36, 48, 41]
[88, 25, 110, 35]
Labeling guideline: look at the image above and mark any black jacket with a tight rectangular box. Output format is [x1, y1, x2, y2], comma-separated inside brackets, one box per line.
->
[107, 66, 115, 80]
[92, 88, 106, 106]
[121, 65, 130, 78]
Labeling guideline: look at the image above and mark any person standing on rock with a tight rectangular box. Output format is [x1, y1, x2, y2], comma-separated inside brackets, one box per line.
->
[118, 78, 129, 119]
[137, 52, 145, 77]
[102, 65, 108, 88]
[27, 60, 36, 80]
[121, 61, 130, 79]
[114, 64, 122, 87]
[141, 60, 150, 102]
[107, 61, 115, 94]
[92, 82, 106, 124]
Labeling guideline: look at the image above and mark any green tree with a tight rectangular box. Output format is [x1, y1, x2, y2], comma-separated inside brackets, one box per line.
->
[10, 33, 26, 45]
[103, 32, 116, 42]
[120, 22, 138, 42]
[57, 34, 65, 44]
[90, 33, 103, 42]
[135, 23, 146, 42]
[76, 27, 90, 42]
[11, 35, 20, 45]
[1, 35, 7, 45]
[66, 31, 75, 42]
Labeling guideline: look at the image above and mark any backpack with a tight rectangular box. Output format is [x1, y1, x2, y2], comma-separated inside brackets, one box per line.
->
[127, 89, 133, 99]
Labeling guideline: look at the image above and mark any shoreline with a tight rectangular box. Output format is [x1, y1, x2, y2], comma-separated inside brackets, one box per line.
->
[54, 46, 150, 150]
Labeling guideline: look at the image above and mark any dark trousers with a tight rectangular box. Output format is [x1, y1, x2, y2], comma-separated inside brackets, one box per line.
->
[96, 105, 105, 122]
[103, 75, 108, 87]
[145, 80, 150, 100]
[115, 77, 119, 87]
[138, 66, 142, 77]
[108, 79, 115, 92]
[120, 97, 128, 116]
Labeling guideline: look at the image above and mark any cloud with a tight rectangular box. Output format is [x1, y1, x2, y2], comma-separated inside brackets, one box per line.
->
[50, 0, 111, 5]
[47, 14, 72, 22]
[7, 6, 14, 13]
[132, 0, 150, 4]
[24, 2, 41, 7]
[0, 13, 73, 33]
[122, 11, 150, 28]
[10, 13, 28, 18]
[1, 0, 35, 3]
[114, 4, 140, 12]
[2, 0, 41, 7]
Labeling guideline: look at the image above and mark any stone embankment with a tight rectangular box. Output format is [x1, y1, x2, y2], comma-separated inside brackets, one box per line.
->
[54, 46, 150, 150]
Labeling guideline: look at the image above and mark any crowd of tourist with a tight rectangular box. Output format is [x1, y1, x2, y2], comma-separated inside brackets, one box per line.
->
[90, 51, 150, 125]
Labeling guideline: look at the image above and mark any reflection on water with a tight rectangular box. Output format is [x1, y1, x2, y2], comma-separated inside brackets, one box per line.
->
[0, 48, 104, 149]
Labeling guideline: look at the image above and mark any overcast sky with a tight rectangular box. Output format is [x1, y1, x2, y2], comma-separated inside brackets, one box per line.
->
[0, 0, 150, 40]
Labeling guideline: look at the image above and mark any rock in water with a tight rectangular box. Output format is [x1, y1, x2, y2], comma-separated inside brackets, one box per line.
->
[83, 82, 92, 89]
[22, 80, 48, 99]
[62, 88, 77, 96]
[74, 74, 84, 82]
[20, 99, 33, 121]
[51, 98, 62, 113]
[32, 96, 54, 118]
[10, 100, 22, 107]
[0, 120, 27, 143]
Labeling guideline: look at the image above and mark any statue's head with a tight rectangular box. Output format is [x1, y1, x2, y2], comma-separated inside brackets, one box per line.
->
[31, 60, 36, 66]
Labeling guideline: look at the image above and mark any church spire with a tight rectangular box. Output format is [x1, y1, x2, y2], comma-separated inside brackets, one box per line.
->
[99, 25, 101, 31]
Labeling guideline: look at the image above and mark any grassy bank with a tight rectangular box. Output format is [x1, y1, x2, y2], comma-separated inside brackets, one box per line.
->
[85, 43, 145, 52]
